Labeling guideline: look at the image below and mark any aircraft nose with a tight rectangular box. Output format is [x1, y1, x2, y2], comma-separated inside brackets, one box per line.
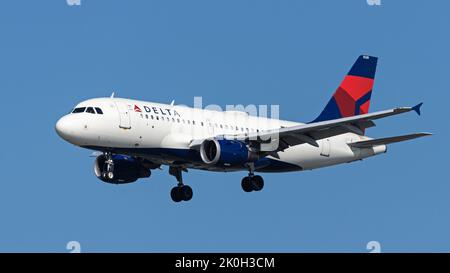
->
[55, 116, 73, 141]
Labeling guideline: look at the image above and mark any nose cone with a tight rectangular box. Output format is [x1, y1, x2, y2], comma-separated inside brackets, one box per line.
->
[55, 116, 72, 141]
[56, 114, 93, 146]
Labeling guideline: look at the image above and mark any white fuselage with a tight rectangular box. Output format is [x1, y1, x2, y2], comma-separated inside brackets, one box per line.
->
[55, 97, 386, 172]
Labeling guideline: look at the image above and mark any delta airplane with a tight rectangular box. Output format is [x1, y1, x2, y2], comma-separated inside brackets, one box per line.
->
[55, 55, 431, 202]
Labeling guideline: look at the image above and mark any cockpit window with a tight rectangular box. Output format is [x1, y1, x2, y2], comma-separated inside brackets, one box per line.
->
[72, 107, 86, 113]
[72, 106, 103, 114]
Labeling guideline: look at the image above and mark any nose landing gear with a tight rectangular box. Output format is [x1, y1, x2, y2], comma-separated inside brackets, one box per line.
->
[102, 152, 115, 180]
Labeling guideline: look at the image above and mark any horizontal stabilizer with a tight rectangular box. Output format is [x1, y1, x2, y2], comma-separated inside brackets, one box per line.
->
[349, 133, 432, 148]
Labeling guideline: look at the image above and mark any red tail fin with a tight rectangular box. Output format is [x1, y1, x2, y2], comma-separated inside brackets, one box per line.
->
[312, 55, 378, 123]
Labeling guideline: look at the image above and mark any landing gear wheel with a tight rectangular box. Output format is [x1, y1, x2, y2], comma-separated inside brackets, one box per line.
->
[242, 175, 264, 192]
[171, 187, 182, 202]
[241, 177, 253, 192]
[169, 166, 194, 202]
[107, 171, 114, 180]
[181, 185, 193, 201]
[251, 175, 264, 191]
[170, 186, 193, 202]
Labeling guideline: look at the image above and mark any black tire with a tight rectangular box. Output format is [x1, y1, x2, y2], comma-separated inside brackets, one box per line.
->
[170, 187, 182, 202]
[241, 177, 253, 192]
[252, 175, 264, 191]
[181, 185, 193, 201]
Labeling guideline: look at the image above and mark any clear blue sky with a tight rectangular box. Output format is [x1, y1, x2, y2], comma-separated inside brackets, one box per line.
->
[0, 0, 447, 252]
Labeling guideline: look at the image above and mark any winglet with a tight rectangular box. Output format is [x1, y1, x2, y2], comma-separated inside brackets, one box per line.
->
[412, 102, 423, 116]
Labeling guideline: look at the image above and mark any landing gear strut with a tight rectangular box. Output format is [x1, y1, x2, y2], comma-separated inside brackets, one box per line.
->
[169, 166, 193, 202]
[241, 164, 264, 192]
[102, 152, 115, 180]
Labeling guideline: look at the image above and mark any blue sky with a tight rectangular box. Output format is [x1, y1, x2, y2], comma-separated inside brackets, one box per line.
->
[0, 0, 448, 252]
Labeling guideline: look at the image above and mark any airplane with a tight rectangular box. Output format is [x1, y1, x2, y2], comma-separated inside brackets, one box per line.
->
[55, 55, 431, 203]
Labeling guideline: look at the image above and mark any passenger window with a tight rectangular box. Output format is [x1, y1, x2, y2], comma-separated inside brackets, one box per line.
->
[86, 107, 95, 114]
[72, 107, 86, 113]
[95, 107, 103, 114]
[201, 122, 204, 126]
[192, 120, 196, 125]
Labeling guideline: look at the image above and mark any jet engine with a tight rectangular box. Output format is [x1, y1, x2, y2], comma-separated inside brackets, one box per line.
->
[94, 154, 153, 184]
[199, 139, 257, 166]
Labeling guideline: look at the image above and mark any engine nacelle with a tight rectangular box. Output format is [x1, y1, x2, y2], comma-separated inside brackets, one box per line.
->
[94, 154, 151, 184]
[200, 139, 257, 166]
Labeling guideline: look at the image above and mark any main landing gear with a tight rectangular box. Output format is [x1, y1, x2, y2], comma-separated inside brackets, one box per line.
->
[167, 165, 264, 202]
[241, 164, 264, 192]
[241, 175, 264, 192]
[169, 166, 193, 202]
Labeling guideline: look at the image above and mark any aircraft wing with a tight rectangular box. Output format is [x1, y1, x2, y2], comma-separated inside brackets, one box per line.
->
[219, 103, 425, 152]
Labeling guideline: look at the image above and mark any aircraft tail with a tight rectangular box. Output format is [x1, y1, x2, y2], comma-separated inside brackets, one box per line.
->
[312, 55, 378, 124]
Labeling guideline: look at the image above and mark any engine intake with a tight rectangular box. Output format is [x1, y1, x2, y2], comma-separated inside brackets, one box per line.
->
[200, 139, 257, 166]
